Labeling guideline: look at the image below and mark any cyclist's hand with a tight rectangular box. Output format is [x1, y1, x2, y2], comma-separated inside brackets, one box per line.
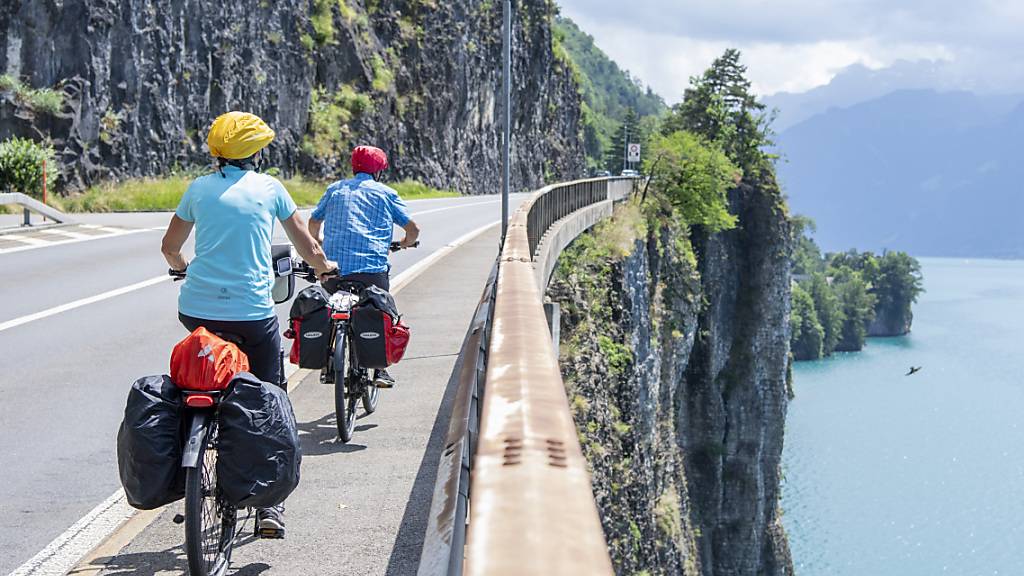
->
[317, 264, 339, 284]
[400, 237, 417, 249]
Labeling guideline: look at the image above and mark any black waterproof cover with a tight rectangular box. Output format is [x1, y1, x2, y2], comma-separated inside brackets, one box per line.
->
[289, 286, 331, 369]
[217, 372, 302, 508]
[117, 375, 185, 510]
[350, 286, 401, 370]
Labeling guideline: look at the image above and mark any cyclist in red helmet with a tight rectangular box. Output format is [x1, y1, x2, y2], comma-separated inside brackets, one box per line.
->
[308, 145, 420, 388]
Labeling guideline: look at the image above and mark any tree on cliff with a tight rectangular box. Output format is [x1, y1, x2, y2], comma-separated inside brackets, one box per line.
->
[791, 282, 824, 360]
[868, 252, 924, 331]
[644, 131, 739, 231]
[832, 269, 877, 352]
[809, 273, 845, 355]
[662, 48, 774, 172]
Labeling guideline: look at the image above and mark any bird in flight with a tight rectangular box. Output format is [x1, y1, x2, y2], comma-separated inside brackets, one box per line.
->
[905, 366, 923, 376]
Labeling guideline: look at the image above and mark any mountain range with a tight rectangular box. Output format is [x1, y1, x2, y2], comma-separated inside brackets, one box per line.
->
[776, 89, 1024, 257]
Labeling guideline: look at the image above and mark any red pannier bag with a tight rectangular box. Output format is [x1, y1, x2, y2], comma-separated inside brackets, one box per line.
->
[170, 327, 250, 391]
[350, 286, 411, 369]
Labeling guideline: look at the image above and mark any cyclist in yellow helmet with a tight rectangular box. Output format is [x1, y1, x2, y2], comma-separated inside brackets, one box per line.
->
[160, 111, 336, 536]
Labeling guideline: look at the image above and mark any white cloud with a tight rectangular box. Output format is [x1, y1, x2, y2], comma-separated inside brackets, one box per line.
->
[558, 0, 1019, 101]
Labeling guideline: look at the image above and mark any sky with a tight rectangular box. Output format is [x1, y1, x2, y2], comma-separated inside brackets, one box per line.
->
[557, 0, 1024, 102]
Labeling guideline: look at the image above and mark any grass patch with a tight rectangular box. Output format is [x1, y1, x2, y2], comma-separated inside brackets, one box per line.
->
[0, 74, 63, 115]
[51, 175, 458, 212]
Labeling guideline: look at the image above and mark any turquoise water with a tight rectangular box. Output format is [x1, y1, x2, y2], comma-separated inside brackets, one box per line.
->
[783, 258, 1024, 575]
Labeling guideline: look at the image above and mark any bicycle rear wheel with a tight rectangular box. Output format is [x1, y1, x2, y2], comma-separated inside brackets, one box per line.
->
[184, 419, 237, 576]
[334, 329, 356, 442]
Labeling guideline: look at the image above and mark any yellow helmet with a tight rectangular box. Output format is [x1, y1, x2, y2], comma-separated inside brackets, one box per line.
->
[207, 111, 275, 159]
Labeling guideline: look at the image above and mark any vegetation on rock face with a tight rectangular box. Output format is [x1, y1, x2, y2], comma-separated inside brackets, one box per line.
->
[50, 174, 455, 213]
[0, 75, 64, 115]
[553, 15, 666, 172]
[0, 137, 55, 198]
[790, 216, 924, 360]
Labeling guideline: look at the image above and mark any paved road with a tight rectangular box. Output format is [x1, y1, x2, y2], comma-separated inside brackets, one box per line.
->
[0, 194, 525, 575]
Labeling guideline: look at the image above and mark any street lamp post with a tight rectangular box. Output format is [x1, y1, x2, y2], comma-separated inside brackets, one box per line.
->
[501, 0, 511, 244]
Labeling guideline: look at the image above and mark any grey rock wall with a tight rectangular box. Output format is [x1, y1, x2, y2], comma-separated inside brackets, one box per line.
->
[0, 0, 584, 192]
[550, 174, 795, 576]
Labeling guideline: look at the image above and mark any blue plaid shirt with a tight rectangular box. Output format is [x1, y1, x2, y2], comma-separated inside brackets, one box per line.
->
[311, 173, 411, 275]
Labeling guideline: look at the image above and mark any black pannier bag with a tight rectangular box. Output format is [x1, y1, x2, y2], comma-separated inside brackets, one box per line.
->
[350, 285, 410, 369]
[217, 372, 302, 508]
[117, 375, 186, 510]
[286, 286, 331, 369]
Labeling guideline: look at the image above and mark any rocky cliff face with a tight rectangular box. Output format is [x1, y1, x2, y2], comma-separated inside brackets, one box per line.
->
[0, 0, 583, 192]
[549, 177, 794, 575]
[867, 304, 912, 337]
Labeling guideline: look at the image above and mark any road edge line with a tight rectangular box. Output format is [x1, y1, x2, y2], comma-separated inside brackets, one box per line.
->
[54, 220, 500, 575]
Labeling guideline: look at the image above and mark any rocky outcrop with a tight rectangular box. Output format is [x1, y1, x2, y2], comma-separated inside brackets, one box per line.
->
[0, 0, 583, 192]
[549, 174, 794, 575]
[867, 304, 912, 336]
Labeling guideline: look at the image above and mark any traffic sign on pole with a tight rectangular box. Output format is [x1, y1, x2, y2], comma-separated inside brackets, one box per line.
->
[627, 143, 641, 163]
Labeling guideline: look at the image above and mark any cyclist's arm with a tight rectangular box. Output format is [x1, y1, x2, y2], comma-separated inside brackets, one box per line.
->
[161, 215, 192, 271]
[281, 212, 335, 278]
[400, 220, 420, 248]
[308, 217, 324, 247]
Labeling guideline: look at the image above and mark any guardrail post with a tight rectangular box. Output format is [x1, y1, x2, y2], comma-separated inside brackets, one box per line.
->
[544, 302, 560, 357]
[23, 208, 31, 227]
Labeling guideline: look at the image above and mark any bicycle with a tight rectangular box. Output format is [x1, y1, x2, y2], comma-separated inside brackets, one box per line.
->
[168, 268, 290, 576]
[293, 240, 418, 443]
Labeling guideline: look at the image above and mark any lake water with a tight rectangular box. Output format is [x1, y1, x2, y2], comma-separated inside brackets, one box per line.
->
[782, 258, 1024, 575]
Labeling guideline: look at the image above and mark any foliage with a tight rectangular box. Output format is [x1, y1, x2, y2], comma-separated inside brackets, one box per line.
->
[809, 273, 844, 354]
[644, 130, 738, 231]
[790, 282, 824, 360]
[0, 137, 55, 198]
[552, 16, 666, 172]
[302, 85, 372, 161]
[790, 221, 923, 358]
[0, 74, 64, 115]
[52, 174, 455, 212]
[662, 49, 773, 173]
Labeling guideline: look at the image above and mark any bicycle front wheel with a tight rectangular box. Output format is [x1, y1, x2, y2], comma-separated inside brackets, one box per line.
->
[184, 418, 236, 576]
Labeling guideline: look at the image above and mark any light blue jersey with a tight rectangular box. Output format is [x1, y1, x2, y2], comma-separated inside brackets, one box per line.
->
[311, 173, 410, 275]
[175, 166, 297, 320]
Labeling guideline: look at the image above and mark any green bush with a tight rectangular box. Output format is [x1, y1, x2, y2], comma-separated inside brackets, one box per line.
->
[0, 137, 55, 197]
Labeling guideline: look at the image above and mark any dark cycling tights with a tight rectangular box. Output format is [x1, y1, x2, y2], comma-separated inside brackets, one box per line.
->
[178, 313, 283, 387]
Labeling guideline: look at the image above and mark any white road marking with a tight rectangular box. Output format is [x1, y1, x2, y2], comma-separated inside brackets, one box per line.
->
[8, 490, 135, 576]
[22, 216, 502, 576]
[1, 234, 49, 246]
[410, 200, 498, 217]
[0, 275, 171, 333]
[36, 228, 92, 240]
[0, 228, 152, 255]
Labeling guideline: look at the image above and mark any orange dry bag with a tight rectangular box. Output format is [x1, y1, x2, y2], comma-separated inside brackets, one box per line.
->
[170, 327, 250, 391]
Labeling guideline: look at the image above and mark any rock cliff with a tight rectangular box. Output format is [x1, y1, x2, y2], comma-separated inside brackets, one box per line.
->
[549, 175, 794, 575]
[0, 0, 583, 192]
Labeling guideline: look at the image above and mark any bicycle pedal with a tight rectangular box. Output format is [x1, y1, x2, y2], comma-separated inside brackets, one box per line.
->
[256, 527, 286, 539]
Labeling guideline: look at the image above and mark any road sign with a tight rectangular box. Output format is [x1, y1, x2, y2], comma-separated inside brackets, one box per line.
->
[627, 143, 641, 163]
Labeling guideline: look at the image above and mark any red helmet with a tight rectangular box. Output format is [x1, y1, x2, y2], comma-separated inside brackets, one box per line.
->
[351, 146, 389, 174]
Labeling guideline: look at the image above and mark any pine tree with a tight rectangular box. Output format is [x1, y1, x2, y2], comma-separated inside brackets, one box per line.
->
[662, 48, 773, 172]
[603, 108, 639, 173]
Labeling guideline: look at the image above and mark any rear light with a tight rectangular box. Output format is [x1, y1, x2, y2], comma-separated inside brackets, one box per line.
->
[332, 312, 350, 320]
[185, 394, 216, 408]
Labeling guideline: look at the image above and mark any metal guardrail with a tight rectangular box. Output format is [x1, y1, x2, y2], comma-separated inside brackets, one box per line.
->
[0, 192, 74, 226]
[419, 177, 635, 576]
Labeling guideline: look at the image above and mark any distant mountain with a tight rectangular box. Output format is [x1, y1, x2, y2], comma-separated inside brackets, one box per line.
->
[776, 89, 1024, 257]
[763, 61, 1021, 131]
[553, 16, 666, 169]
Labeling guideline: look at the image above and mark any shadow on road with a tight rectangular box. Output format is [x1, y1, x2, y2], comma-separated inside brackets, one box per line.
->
[383, 355, 463, 576]
[296, 412, 368, 456]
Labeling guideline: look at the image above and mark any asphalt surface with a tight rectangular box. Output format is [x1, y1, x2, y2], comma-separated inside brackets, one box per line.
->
[0, 194, 525, 575]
